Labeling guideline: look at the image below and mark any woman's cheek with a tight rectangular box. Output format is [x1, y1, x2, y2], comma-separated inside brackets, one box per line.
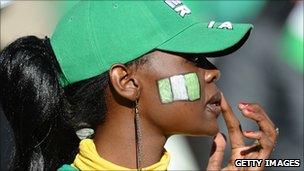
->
[157, 72, 201, 104]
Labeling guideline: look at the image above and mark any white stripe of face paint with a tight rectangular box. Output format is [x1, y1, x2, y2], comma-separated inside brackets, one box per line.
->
[170, 75, 188, 101]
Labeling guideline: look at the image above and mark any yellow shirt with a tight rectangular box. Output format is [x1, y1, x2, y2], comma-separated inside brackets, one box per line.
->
[72, 139, 170, 171]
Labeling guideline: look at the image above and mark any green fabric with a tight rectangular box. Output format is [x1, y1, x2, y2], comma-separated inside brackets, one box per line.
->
[158, 78, 173, 103]
[184, 73, 200, 101]
[51, 1, 252, 87]
[57, 164, 79, 171]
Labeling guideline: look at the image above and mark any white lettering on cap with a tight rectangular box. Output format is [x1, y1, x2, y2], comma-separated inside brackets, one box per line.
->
[218, 21, 233, 29]
[207, 21, 216, 28]
[165, 0, 191, 17]
[207, 21, 233, 30]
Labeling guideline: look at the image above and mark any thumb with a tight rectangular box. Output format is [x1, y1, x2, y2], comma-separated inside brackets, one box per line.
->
[207, 132, 227, 171]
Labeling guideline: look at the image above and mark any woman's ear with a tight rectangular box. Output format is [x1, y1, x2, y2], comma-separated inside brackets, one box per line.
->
[109, 64, 140, 101]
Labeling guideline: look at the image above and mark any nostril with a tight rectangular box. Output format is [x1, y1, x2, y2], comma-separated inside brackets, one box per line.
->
[211, 77, 218, 83]
[214, 72, 221, 82]
[205, 70, 221, 83]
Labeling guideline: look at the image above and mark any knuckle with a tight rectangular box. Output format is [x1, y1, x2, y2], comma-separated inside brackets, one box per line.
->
[257, 131, 263, 139]
[250, 103, 259, 108]
[226, 120, 241, 131]
[266, 139, 274, 148]
[264, 142, 273, 149]
[253, 103, 261, 107]
[251, 103, 264, 112]
[256, 114, 265, 121]
[227, 124, 235, 131]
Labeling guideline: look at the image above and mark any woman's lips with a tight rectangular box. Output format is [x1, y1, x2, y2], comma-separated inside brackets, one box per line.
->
[206, 103, 222, 117]
[206, 91, 222, 117]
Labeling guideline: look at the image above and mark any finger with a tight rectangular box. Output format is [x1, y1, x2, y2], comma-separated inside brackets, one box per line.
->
[239, 103, 275, 128]
[243, 130, 274, 157]
[220, 93, 245, 148]
[207, 132, 227, 171]
[247, 103, 275, 127]
[239, 103, 277, 142]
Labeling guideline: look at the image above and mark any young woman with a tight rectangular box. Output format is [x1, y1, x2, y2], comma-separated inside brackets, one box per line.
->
[0, 1, 278, 170]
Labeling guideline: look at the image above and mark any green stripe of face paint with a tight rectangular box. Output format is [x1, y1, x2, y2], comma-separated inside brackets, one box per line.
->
[158, 78, 173, 103]
[184, 73, 200, 101]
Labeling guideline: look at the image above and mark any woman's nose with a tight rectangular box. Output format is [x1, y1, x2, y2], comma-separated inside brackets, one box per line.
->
[205, 69, 221, 83]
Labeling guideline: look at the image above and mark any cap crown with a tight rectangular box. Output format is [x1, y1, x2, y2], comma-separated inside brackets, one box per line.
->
[51, 1, 198, 86]
[51, 1, 252, 87]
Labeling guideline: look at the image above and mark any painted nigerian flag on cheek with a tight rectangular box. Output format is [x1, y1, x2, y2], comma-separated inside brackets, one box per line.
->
[158, 73, 200, 104]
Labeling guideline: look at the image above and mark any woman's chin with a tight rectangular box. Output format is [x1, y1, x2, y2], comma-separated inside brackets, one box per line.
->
[203, 124, 220, 137]
[187, 125, 219, 137]
[209, 128, 220, 136]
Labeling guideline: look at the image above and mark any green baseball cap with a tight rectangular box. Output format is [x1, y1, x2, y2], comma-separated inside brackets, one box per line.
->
[50, 1, 253, 87]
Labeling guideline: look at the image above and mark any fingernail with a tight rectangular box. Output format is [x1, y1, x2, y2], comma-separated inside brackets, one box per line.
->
[239, 102, 249, 109]
[240, 102, 249, 105]
[244, 130, 254, 133]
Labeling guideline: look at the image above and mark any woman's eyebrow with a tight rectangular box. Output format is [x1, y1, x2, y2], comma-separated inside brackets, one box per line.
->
[184, 56, 204, 66]
[183, 56, 198, 63]
[184, 56, 218, 70]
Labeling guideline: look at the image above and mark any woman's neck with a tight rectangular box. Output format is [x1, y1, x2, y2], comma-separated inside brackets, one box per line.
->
[93, 106, 167, 169]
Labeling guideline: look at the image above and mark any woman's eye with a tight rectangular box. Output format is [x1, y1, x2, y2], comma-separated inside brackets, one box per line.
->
[185, 57, 202, 66]
[191, 57, 200, 66]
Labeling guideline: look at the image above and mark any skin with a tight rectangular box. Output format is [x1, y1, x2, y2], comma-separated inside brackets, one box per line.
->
[93, 50, 277, 170]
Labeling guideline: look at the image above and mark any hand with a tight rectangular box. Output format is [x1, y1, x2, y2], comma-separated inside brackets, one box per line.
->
[207, 93, 278, 171]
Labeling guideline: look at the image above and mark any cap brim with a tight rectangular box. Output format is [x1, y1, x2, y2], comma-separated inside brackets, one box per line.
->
[157, 22, 253, 56]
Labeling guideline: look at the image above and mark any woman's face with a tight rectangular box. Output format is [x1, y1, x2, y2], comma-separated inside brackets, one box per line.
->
[137, 51, 221, 137]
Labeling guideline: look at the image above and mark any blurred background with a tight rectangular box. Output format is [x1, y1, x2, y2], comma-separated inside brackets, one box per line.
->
[1, 1, 303, 170]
